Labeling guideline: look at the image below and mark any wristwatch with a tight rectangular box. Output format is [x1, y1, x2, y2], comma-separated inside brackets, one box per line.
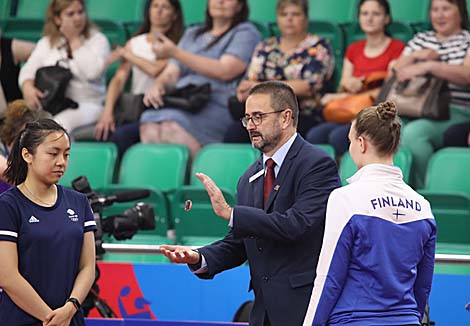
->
[66, 297, 81, 312]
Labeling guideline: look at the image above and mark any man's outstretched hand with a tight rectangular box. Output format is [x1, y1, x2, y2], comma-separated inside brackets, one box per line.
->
[196, 172, 232, 220]
[159, 245, 200, 264]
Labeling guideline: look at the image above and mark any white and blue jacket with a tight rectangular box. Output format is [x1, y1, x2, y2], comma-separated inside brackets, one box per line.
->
[303, 164, 436, 326]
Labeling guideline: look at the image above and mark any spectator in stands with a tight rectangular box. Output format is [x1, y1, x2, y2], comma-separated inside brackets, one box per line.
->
[394, 0, 470, 188]
[306, 0, 404, 157]
[132, 0, 261, 159]
[223, 0, 335, 142]
[0, 119, 96, 326]
[0, 32, 35, 114]
[303, 101, 435, 326]
[443, 121, 470, 147]
[0, 100, 48, 193]
[19, 0, 111, 133]
[93, 0, 184, 141]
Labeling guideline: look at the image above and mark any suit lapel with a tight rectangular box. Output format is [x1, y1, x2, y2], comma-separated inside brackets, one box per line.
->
[265, 136, 304, 211]
[251, 159, 264, 209]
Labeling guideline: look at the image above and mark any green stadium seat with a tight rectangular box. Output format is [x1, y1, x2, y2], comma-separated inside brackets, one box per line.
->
[251, 21, 272, 39]
[392, 147, 412, 184]
[0, 0, 12, 21]
[124, 21, 141, 38]
[118, 143, 189, 192]
[15, 0, 48, 19]
[85, 0, 146, 23]
[86, 0, 145, 42]
[419, 192, 470, 244]
[418, 148, 470, 244]
[338, 152, 356, 186]
[309, 0, 359, 24]
[316, 144, 335, 159]
[92, 19, 127, 47]
[180, 0, 206, 25]
[171, 144, 260, 245]
[60, 142, 118, 189]
[339, 147, 413, 185]
[188, 144, 259, 193]
[422, 148, 470, 194]
[2, 18, 43, 42]
[387, 0, 430, 24]
[98, 144, 189, 246]
[248, 0, 277, 24]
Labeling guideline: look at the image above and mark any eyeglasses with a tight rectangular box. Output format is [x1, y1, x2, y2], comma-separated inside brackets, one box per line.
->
[241, 109, 286, 127]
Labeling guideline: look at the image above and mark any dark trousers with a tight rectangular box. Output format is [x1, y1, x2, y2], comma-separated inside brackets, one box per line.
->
[306, 122, 350, 156]
[109, 122, 140, 157]
[443, 121, 470, 147]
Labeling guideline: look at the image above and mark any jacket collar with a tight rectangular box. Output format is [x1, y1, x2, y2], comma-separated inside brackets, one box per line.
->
[347, 164, 403, 184]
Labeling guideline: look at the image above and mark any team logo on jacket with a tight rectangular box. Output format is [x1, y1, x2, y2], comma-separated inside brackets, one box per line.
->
[28, 215, 40, 223]
[67, 208, 79, 222]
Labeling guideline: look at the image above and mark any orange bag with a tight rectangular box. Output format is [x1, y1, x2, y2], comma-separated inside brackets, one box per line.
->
[323, 71, 388, 124]
[323, 93, 374, 123]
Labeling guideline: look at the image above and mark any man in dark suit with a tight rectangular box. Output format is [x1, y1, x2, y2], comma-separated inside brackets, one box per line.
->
[160, 81, 340, 326]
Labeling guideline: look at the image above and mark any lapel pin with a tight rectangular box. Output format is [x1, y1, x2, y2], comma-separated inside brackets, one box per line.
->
[274, 185, 280, 191]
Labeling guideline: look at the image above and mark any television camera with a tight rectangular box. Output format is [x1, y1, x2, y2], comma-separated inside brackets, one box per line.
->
[71, 176, 156, 317]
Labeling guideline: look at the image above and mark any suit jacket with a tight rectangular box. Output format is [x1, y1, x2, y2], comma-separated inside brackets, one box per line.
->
[197, 135, 340, 326]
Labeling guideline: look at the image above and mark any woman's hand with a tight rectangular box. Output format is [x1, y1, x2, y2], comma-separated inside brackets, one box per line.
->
[152, 33, 177, 60]
[22, 81, 43, 110]
[143, 82, 166, 108]
[396, 61, 433, 81]
[106, 46, 126, 65]
[412, 49, 440, 62]
[340, 76, 364, 94]
[236, 80, 257, 102]
[42, 303, 75, 326]
[94, 111, 115, 141]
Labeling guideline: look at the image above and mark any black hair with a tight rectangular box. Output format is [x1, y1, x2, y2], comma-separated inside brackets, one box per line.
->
[4, 119, 69, 185]
[194, 0, 249, 49]
[248, 81, 299, 127]
[134, 0, 184, 44]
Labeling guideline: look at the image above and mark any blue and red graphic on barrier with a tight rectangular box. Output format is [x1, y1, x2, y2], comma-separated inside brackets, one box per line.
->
[87, 262, 470, 325]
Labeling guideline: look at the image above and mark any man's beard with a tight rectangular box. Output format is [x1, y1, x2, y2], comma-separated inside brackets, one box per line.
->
[249, 129, 281, 153]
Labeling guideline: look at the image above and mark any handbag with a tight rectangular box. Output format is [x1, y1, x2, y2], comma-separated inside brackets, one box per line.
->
[375, 72, 450, 120]
[323, 93, 375, 123]
[34, 59, 78, 116]
[228, 95, 246, 120]
[113, 93, 146, 125]
[323, 72, 387, 123]
[162, 83, 211, 113]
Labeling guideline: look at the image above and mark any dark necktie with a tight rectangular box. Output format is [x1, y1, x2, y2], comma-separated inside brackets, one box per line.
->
[263, 158, 276, 208]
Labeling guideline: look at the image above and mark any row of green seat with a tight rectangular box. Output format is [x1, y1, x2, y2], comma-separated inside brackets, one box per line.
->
[59, 143, 259, 248]
[0, 0, 435, 26]
[60, 142, 470, 255]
